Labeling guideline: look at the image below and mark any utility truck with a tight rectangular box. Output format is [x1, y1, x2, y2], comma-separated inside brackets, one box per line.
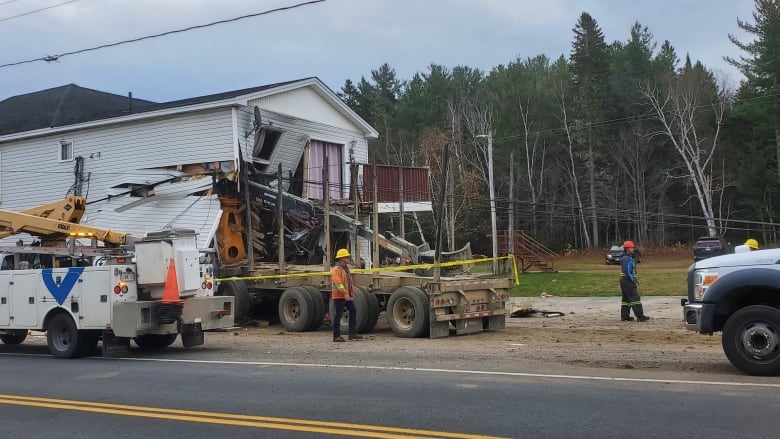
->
[0, 196, 234, 358]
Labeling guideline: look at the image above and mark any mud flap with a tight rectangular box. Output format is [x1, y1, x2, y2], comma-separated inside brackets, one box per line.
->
[455, 318, 484, 335]
[101, 330, 131, 358]
[180, 323, 204, 347]
[429, 316, 450, 339]
[485, 315, 505, 331]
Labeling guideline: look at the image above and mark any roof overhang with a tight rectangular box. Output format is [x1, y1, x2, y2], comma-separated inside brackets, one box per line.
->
[0, 77, 378, 143]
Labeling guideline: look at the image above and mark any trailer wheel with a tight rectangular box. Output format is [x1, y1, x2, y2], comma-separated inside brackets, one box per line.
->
[0, 330, 28, 345]
[301, 286, 325, 331]
[218, 280, 251, 325]
[47, 313, 86, 358]
[279, 287, 315, 332]
[134, 334, 178, 351]
[387, 287, 429, 338]
[329, 287, 371, 334]
[362, 291, 380, 334]
[723, 305, 780, 375]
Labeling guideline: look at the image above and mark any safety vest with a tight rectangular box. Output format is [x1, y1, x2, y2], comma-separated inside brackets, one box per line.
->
[331, 264, 354, 299]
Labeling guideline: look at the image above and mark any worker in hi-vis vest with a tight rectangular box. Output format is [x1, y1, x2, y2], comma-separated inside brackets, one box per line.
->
[330, 248, 363, 342]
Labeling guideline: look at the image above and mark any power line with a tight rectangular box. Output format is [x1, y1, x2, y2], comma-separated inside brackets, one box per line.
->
[0, 0, 78, 24]
[0, 0, 23, 7]
[0, 0, 325, 68]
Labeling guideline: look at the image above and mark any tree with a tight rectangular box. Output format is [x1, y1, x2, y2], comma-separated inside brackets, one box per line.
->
[643, 62, 728, 236]
[570, 12, 611, 247]
[727, 0, 780, 179]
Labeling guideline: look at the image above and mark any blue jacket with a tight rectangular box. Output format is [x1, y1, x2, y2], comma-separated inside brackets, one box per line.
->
[620, 252, 636, 283]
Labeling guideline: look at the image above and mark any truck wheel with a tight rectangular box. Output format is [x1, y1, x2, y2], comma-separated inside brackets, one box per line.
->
[218, 281, 250, 325]
[301, 286, 325, 331]
[722, 305, 780, 376]
[47, 313, 84, 358]
[0, 330, 28, 345]
[134, 334, 178, 351]
[329, 288, 370, 334]
[362, 290, 380, 334]
[386, 287, 429, 338]
[279, 287, 314, 332]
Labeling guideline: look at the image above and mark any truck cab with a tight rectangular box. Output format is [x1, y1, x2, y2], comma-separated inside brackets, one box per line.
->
[683, 249, 780, 375]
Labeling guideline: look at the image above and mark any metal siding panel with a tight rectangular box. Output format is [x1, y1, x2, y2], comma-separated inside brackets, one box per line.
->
[362, 165, 431, 203]
[0, 109, 235, 211]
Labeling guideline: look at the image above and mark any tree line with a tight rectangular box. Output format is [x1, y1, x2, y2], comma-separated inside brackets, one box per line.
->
[338, 1, 780, 253]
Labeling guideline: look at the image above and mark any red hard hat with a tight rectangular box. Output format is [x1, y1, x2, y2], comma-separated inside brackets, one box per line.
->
[623, 240, 635, 248]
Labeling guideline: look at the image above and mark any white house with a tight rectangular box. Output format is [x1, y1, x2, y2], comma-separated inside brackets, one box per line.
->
[0, 78, 381, 253]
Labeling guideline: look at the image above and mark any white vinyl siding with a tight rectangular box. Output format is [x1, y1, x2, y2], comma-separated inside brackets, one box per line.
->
[249, 86, 356, 132]
[0, 108, 235, 211]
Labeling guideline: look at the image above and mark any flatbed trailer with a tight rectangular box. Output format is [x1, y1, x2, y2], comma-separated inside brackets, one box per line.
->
[217, 264, 511, 338]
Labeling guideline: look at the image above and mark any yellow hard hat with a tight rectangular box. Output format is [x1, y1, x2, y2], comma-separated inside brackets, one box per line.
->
[745, 238, 759, 250]
[335, 248, 351, 259]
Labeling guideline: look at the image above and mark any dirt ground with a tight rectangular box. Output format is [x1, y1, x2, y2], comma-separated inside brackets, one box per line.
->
[188, 295, 741, 378]
[15, 295, 737, 377]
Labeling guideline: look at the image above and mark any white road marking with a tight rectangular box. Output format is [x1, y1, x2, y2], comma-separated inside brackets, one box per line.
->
[111, 356, 780, 389]
[3, 351, 778, 389]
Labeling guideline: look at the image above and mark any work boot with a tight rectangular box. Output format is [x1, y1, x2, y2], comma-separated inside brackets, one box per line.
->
[348, 334, 363, 340]
[621, 317, 635, 321]
[636, 316, 650, 322]
[333, 336, 346, 342]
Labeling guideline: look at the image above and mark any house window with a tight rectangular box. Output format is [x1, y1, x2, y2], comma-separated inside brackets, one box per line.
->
[252, 128, 282, 162]
[59, 140, 73, 162]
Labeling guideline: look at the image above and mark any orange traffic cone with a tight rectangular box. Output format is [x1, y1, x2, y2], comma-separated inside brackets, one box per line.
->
[162, 259, 183, 304]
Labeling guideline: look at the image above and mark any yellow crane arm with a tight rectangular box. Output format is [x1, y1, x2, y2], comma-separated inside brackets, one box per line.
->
[0, 196, 137, 246]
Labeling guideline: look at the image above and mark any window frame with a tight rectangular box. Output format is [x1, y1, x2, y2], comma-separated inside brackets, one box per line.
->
[58, 140, 74, 162]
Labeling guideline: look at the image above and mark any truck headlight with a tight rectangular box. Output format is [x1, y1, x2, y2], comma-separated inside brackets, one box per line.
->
[693, 270, 719, 300]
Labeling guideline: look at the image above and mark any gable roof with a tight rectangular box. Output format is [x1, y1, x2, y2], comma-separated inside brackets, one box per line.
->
[0, 78, 378, 139]
[0, 84, 158, 136]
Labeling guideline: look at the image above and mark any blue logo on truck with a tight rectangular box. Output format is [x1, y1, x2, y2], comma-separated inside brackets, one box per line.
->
[42, 267, 85, 305]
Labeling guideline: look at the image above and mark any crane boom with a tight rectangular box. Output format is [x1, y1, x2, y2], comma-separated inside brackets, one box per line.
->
[0, 196, 137, 246]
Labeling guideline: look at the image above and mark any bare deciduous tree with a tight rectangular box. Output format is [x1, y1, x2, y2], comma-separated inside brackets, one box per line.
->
[643, 72, 727, 237]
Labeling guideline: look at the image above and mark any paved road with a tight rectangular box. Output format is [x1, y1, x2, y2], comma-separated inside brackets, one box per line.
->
[0, 348, 777, 439]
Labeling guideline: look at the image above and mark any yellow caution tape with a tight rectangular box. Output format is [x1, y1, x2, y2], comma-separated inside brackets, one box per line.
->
[215, 254, 521, 286]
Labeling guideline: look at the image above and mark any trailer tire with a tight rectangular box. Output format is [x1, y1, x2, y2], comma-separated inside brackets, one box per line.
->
[301, 286, 325, 331]
[47, 313, 88, 358]
[134, 333, 178, 351]
[362, 290, 380, 334]
[218, 280, 251, 325]
[0, 330, 28, 345]
[329, 287, 371, 334]
[722, 305, 780, 375]
[387, 287, 429, 338]
[279, 287, 315, 332]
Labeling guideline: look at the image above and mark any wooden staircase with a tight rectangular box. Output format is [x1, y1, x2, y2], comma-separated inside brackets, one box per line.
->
[495, 230, 558, 273]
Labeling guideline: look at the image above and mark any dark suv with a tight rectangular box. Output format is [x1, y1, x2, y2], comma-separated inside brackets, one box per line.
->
[693, 237, 729, 261]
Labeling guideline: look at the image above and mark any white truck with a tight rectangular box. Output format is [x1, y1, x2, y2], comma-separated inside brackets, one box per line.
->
[682, 248, 780, 375]
[0, 196, 234, 358]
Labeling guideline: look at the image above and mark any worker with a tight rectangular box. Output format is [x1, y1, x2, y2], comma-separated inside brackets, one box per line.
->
[330, 248, 363, 342]
[620, 240, 649, 322]
[735, 238, 759, 253]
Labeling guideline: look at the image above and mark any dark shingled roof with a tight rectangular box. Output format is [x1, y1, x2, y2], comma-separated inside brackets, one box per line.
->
[0, 78, 313, 137]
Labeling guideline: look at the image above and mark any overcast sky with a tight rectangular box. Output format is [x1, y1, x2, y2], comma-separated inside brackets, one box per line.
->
[0, 0, 756, 103]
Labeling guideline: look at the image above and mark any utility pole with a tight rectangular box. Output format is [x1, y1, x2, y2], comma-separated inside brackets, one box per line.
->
[478, 133, 498, 275]
[508, 150, 514, 270]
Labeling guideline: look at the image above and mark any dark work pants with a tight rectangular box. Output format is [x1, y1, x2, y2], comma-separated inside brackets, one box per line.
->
[620, 277, 645, 318]
[332, 298, 357, 337]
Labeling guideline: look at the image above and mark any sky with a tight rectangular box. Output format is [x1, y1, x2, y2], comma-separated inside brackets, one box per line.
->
[0, 0, 757, 103]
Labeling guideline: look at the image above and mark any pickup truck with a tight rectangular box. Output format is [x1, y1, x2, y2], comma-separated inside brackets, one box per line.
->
[682, 249, 780, 375]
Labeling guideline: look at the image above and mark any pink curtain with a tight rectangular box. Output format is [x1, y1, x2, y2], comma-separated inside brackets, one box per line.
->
[306, 140, 342, 200]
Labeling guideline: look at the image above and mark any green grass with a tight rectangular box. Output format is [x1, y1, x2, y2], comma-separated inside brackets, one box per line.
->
[504, 254, 691, 297]
[511, 270, 688, 297]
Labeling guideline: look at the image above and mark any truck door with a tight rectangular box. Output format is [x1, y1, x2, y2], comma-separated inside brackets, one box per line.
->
[11, 273, 39, 327]
[0, 274, 10, 326]
[75, 268, 112, 328]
